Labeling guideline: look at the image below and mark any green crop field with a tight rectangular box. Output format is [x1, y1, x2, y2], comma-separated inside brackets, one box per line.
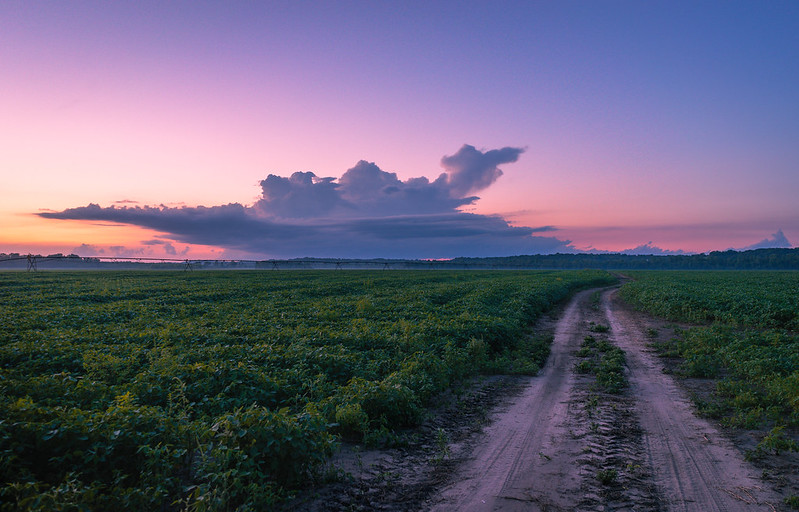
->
[620, 271, 799, 447]
[0, 270, 613, 511]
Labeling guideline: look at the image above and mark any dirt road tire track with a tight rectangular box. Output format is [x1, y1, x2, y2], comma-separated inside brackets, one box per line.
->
[426, 287, 783, 511]
[426, 288, 596, 511]
[604, 288, 781, 511]
[298, 285, 785, 511]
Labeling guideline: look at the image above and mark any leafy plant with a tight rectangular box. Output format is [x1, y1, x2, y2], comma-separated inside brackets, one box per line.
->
[621, 271, 799, 429]
[597, 468, 617, 485]
[0, 269, 616, 508]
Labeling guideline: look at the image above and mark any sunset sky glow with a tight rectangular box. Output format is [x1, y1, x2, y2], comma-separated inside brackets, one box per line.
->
[2, 1, 798, 259]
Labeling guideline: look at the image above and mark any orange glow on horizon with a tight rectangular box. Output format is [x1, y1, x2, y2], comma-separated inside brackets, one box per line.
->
[0, 215, 225, 259]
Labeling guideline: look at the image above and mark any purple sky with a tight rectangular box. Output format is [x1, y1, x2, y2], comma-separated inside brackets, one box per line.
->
[2, 1, 797, 258]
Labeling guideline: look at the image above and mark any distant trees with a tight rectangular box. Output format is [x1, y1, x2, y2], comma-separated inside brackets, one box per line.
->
[451, 248, 799, 270]
[2, 248, 798, 270]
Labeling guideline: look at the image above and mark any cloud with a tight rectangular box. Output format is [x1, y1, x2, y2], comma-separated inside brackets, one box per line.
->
[108, 245, 147, 257]
[440, 144, 524, 197]
[618, 243, 689, 256]
[40, 144, 575, 258]
[336, 160, 467, 216]
[142, 239, 183, 255]
[736, 229, 793, 251]
[256, 172, 342, 218]
[584, 242, 690, 256]
[72, 243, 104, 255]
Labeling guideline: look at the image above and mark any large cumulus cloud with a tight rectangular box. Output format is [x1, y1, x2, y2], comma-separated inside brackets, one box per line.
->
[39, 144, 576, 258]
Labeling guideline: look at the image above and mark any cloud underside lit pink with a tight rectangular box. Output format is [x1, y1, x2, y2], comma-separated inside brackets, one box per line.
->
[39, 144, 577, 258]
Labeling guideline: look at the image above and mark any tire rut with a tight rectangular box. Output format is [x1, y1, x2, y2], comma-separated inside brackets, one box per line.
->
[426, 286, 783, 511]
[426, 288, 593, 511]
[426, 287, 661, 511]
[604, 288, 781, 511]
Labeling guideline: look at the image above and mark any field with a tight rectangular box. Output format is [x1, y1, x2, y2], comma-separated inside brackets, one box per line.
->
[426, 272, 797, 510]
[0, 269, 614, 510]
[619, 271, 799, 437]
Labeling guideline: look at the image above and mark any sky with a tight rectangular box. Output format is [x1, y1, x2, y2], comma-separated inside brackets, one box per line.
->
[2, 1, 798, 259]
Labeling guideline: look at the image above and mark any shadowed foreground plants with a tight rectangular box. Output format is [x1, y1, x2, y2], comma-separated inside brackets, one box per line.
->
[0, 269, 615, 510]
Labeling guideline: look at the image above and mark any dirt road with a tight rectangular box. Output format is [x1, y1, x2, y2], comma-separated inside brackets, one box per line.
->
[425, 286, 782, 511]
[605, 288, 780, 511]
[426, 288, 590, 511]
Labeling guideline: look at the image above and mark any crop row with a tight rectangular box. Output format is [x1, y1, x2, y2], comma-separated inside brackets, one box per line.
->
[619, 271, 799, 330]
[619, 271, 799, 432]
[0, 270, 614, 510]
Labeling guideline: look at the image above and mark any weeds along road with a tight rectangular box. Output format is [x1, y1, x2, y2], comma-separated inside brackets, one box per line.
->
[427, 288, 592, 511]
[425, 287, 781, 512]
[604, 288, 781, 512]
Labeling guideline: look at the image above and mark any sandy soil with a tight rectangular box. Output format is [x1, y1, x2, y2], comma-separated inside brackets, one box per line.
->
[425, 286, 783, 511]
[426, 288, 593, 511]
[425, 287, 663, 511]
[604, 288, 781, 511]
[292, 286, 788, 511]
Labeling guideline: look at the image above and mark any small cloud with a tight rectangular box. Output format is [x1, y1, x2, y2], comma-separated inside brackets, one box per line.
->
[113, 199, 140, 205]
[529, 226, 558, 233]
[108, 246, 147, 257]
[736, 229, 792, 251]
[72, 243, 104, 255]
[142, 239, 178, 255]
[586, 242, 690, 255]
[619, 242, 689, 255]
[440, 144, 525, 197]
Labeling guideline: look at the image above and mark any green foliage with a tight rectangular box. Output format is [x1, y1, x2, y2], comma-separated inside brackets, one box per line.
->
[182, 406, 334, 511]
[575, 360, 594, 374]
[334, 402, 369, 438]
[574, 334, 627, 393]
[0, 269, 615, 509]
[431, 428, 451, 465]
[596, 468, 618, 485]
[620, 271, 799, 330]
[588, 322, 610, 333]
[594, 347, 627, 394]
[621, 271, 799, 429]
[756, 425, 799, 457]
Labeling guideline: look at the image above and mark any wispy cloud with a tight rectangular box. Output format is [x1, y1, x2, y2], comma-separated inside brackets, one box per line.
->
[142, 239, 189, 255]
[72, 243, 105, 255]
[40, 145, 576, 258]
[108, 245, 147, 258]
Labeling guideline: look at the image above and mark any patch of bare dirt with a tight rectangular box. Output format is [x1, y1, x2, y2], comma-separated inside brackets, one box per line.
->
[284, 373, 531, 512]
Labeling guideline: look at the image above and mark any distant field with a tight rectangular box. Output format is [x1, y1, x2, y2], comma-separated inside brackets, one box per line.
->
[620, 271, 799, 432]
[0, 270, 613, 510]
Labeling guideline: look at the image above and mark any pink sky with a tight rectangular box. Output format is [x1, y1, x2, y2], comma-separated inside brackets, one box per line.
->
[2, 2, 797, 259]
